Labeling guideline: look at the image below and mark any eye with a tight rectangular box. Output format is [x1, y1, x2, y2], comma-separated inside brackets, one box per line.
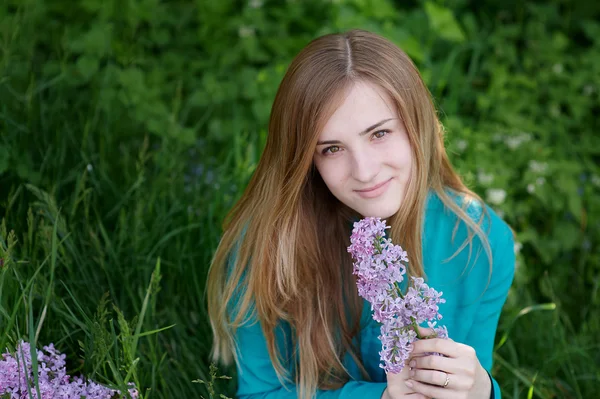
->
[322, 145, 341, 155]
[372, 130, 389, 139]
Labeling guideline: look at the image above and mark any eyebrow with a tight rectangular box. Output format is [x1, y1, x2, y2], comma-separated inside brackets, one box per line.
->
[316, 118, 395, 146]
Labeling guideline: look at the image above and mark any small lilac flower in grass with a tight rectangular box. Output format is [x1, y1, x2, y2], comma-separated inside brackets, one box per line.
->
[0, 340, 139, 398]
[348, 217, 448, 373]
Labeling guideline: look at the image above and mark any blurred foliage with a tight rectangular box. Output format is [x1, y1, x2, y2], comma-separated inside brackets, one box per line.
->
[0, 0, 599, 398]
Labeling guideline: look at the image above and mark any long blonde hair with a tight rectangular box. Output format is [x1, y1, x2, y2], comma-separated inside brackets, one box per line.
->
[206, 29, 490, 399]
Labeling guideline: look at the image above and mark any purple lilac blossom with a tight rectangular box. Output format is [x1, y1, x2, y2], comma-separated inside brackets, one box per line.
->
[348, 217, 447, 373]
[0, 340, 139, 399]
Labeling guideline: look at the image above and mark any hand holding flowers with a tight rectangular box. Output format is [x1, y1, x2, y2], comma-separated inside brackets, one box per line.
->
[403, 326, 492, 399]
[348, 218, 491, 399]
[347, 217, 447, 373]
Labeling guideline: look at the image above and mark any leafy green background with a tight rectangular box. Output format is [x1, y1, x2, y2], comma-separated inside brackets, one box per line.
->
[1, 0, 598, 398]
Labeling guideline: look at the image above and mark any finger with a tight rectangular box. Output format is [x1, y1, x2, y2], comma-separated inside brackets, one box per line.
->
[409, 368, 449, 387]
[405, 393, 429, 399]
[405, 379, 453, 399]
[409, 355, 464, 374]
[385, 363, 412, 382]
[416, 325, 435, 338]
[411, 338, 469, 358]
[410, 368, 470, 391]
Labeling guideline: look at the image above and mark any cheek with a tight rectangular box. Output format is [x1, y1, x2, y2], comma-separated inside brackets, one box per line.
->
[389, 136, 413, 169]
[314, 160, 347, 192]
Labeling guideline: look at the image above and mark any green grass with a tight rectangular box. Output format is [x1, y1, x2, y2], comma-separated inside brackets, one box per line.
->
[0, 135, 245, 397]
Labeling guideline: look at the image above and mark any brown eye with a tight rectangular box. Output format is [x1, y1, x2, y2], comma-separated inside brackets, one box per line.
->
[373, 130, 388, 139]
[323, 146, 340, 155]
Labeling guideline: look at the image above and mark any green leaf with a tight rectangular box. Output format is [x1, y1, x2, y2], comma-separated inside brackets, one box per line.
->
[0, 145, 9, 175]
[75, 56, 100, 81]
[387, 28, 424, 63]
[424, 1, 465, 43]
[67, 23, 113, 57]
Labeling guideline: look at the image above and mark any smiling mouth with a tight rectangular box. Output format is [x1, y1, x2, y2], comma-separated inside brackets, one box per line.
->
[355, 178, 392, 193]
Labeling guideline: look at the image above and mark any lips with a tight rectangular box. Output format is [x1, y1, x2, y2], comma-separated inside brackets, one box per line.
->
[354, 178, 393, 199]
[355, 178, 392, 193]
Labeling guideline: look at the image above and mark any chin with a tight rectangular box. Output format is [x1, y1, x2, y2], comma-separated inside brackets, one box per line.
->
[357, 205, 400, 220]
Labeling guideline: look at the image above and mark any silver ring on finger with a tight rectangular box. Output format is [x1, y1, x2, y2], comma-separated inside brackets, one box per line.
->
[442, 372, 450, 388]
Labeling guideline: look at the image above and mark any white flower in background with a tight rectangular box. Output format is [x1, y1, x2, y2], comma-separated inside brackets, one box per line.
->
[529, 160, 548, 174]
[505, 137, 520, 149]
[591, 175, 600, 187]
[514, 241, 522, 255]
[504, 132, 532, 150]
[492, 133, 504, 142]
[477, 170, 494, 185]
[527, 184, 535, 193]
[87, 164, 93, 172]
[238, 25, 256, 38]
[583, 84, 595, 96]
[249, 0, 263, 8]
[552, 63, 564, 74]
[486, 188, 507, 205]
[536, 177, 546, 186]
[455, 139, 468, 152]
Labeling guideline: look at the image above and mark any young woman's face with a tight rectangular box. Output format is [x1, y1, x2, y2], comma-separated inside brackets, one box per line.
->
[313, 81, 413, 219]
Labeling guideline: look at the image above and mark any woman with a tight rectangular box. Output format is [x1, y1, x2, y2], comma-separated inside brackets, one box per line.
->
[206, 29, 515, 399]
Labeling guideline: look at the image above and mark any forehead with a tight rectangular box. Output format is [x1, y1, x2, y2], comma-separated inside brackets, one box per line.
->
[320, 81, 397, 138]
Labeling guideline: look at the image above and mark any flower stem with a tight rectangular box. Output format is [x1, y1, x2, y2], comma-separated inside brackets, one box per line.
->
[410, 317, 424, 339]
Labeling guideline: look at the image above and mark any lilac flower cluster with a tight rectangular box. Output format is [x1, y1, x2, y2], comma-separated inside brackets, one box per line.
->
[0, 340, 139, 399]
[348, 217, 448, 373]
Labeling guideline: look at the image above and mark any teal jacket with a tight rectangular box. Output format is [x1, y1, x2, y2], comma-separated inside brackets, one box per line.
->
[232, 192, 515, 398]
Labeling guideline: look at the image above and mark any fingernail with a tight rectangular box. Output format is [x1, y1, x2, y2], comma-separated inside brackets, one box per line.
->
[409, 369, 415, 377]
[409, 360, 416, 367]
[405, 380, 413, 388]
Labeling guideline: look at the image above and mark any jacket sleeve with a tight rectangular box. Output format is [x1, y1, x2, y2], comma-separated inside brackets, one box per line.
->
[234, 315, 387, 399]
[464, 217, 516, 399]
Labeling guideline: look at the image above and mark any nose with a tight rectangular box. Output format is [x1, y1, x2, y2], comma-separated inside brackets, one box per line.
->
[351, 147, 380, 183]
